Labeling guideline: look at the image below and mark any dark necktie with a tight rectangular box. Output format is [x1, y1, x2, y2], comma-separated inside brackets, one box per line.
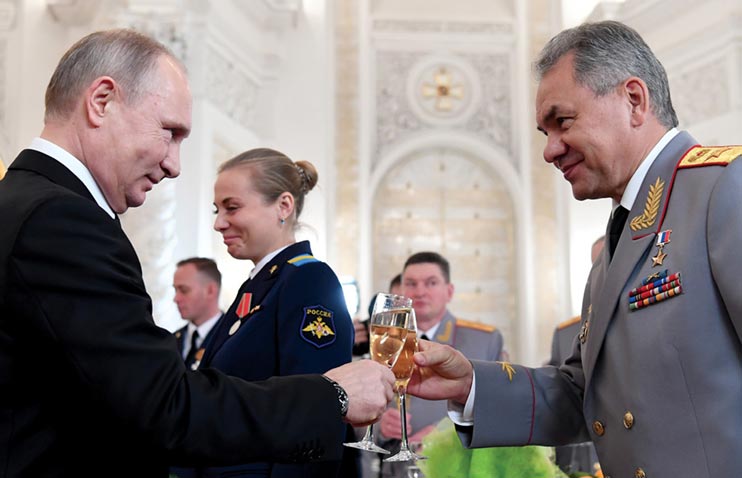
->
[184, 330, 200, 367]
[420, 333, 430, 341]
[609, 206, 629, 260]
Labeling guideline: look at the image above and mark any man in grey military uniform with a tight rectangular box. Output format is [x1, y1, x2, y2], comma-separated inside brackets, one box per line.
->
[547, 236, 604, 476]
[378, 251, 504, 478]
[408, 21, 742, 478]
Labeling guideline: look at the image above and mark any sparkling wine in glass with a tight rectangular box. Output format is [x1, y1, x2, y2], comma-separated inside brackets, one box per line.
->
[344, 293, 412, 453]
[385, 309, 427, 463]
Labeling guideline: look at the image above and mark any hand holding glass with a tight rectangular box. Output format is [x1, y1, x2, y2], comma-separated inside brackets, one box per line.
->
[343, 293, 411, 453]
[385, 308, 427, 462]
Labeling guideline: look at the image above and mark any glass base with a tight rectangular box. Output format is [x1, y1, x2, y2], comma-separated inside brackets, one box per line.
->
[384, 449, 428, 462]
[343, 440, 391, 454]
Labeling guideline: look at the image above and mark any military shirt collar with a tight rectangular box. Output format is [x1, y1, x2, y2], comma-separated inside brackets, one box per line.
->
[618, 128, 679, 211]
[249, 244, 292, 279]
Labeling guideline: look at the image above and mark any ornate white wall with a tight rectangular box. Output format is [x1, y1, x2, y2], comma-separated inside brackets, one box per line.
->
[2, 0, 737, 362]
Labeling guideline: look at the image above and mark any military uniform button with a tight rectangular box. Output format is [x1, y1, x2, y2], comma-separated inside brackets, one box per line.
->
[635, 467, 646, 478]
[623, 411, 635, 429]
[592, 420, 605, 436]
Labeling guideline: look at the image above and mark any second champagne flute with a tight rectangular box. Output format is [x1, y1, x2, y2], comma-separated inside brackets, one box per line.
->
[385, 309, 427, 462]
[343, 293, 412, 453]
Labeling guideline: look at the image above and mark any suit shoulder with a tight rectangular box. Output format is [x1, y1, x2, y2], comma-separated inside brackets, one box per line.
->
[556, 315, 581, 331]
[678, 145, 742, 169]
[455, 318, 497, 334]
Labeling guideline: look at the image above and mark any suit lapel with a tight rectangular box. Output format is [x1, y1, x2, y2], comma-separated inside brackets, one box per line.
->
[582, 132, 698, 384]
[10, 149, 96, 202]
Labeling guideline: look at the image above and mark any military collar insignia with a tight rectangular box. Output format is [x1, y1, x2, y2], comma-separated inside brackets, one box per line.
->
[629, 177, 664, 233]
[435, 321, 453, 343]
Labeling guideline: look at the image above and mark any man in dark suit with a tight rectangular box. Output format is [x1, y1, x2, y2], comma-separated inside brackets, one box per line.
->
[408, 21, 742, 478]
[172, 257, 224, 370]
[0, 28, 394, 477]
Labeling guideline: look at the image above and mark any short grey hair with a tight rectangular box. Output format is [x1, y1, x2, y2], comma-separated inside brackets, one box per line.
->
[45, 29, 179, 121]
[534, 20, 678, 129]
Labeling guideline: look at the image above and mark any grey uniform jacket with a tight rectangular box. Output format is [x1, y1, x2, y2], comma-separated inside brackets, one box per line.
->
[548, 317, 600, 476]
[460, 132, 742, 478]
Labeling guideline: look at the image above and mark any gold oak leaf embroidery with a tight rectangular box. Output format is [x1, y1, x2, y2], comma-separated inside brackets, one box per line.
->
[630, 177, 664, 231]
[496, 361, 516, 382]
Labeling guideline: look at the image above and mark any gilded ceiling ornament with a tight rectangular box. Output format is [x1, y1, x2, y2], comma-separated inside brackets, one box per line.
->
[421, 67, 465, 112]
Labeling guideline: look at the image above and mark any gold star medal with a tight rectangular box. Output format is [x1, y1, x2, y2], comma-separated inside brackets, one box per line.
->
[652, 229, 672, 267]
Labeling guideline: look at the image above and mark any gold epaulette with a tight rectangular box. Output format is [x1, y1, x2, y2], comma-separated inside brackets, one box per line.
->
[678, 146, 742, 169]
[455, 318, 497, 333]
[557, 315, 581, 330]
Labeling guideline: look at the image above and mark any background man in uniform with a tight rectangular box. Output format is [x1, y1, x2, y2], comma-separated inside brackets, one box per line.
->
[173, 257, 224, 370]
[547, 235, 604, 476]
[378, 251, 505, 478]
[0, 28, 394, 477]
[407, 20, 742, 478]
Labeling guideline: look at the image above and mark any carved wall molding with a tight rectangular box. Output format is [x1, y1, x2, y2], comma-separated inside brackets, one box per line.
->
[373, 19, 513, 35]
[46, 0, 103, 26]
[204, 46, 262, 132]
[0, 1, 16, 30]
[670, 59, 730, 128]
[371, 146, 518, 352]
[375, 50, 512, 168]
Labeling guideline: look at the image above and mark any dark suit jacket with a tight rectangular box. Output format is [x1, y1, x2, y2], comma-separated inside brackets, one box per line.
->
[198, 241, 354, 477]
[0, 150, 344, 477]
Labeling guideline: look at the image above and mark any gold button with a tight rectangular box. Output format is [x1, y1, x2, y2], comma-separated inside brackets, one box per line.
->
[623, 411, 635, 429]
[635, 467, 646, 478]
[592, 420, 605, 436]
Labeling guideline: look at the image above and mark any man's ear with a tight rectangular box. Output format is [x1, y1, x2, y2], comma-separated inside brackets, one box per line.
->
[446, 282, 454, 303]
[85, 76, 117, 127]
[624, 77, 650, 127]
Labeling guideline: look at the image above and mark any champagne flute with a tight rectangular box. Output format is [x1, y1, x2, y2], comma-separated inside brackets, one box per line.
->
[385, 309, 427, 462]
[344, 293, 412, 453]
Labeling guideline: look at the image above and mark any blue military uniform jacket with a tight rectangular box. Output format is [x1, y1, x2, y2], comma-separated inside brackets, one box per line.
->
[196, 241, 353, 478]
[462, 132, 742, 478]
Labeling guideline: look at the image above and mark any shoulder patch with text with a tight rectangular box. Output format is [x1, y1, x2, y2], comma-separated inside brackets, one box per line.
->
[300, 305, 337, 348]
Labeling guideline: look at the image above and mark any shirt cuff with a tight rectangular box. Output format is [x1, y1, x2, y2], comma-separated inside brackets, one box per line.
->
[447, 370, 476, 426]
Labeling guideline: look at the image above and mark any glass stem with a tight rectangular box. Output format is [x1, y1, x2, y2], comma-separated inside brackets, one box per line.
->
[398, 389, 410, 452]
[361, 423, 374, 443]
